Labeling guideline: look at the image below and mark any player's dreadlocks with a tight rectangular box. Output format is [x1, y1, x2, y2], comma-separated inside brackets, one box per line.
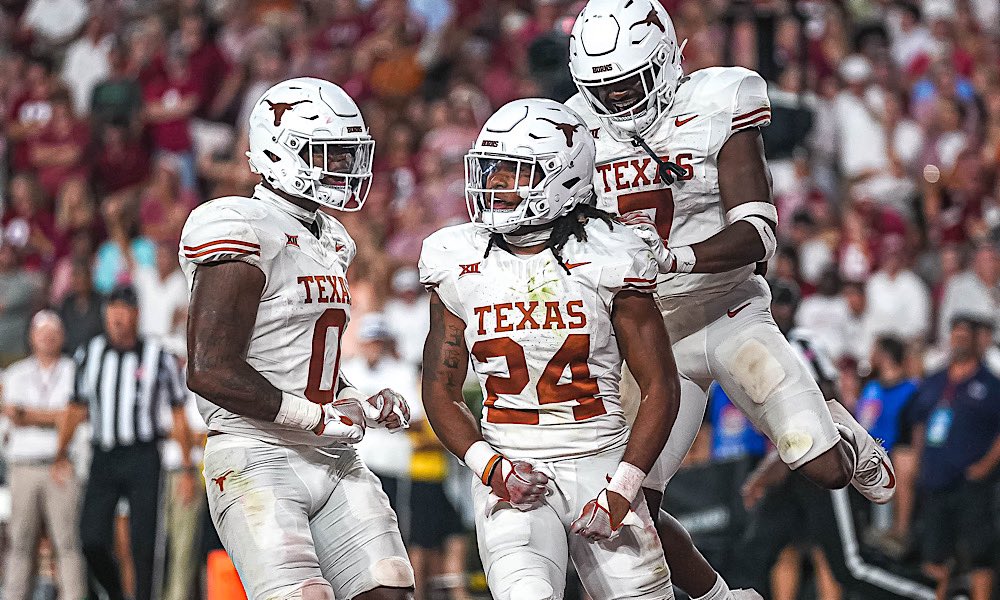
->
[483, 203, 617, 274]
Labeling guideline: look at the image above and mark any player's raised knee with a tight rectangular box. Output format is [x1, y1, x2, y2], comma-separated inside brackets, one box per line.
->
[370, 556, 415, 589]
[508, 578, 557, 600]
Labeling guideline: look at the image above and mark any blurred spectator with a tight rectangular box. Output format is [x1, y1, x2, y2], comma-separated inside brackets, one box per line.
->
[175, 11, 233, 120]
[53, 285, 194, 600]
[92, 194, 155, 295]
[886, 2, 933, 70]
[18, 0, 89, 49]
[841, 280, 875, 368]
[159, 392, 208, 600]
[832, 55, 887, 183]
[796, 267, 851, 361]
[864, 235, 932, 344]
[5, 54, 57, 174]
[907, 314, 1000, 600]
[0, 241, 43, 366]
[938, 241, 1000, 346]
[28, 91, 90, 200]
[133, 240, 188, 355]
[60, 11, 112, 116]
[141, 43, 199, 191]
[93, 122, 151, 198]
[383, 267, 429, 367]
[139, 156, 198, 244]
[785, 212, 832, 287]
[1, 310, 87, 600]
[858, 335, 920, 557]
[2, 172, 64, 272]
[89, 41, 143, 133]
[407, 410, 470, 600]
[858, 336, 919, 455]
[57, 257, 104, 354]
[349, 314, 420, 507]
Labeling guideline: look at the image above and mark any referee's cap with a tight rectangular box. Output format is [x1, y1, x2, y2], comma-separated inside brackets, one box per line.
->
[106, 285, 139, 308]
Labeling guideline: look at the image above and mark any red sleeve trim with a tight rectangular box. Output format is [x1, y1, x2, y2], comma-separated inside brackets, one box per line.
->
[732, 114, 772, 131]
[184, 247, 261, 259]
[182, 238, 261, 252]
[732, 106, 770, 123]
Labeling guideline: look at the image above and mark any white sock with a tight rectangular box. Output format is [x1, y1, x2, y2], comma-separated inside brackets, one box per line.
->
[691, 573, 729, 600]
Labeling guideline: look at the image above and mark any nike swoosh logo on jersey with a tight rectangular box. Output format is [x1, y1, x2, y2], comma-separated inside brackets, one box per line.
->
[727, 302, 751, 318]
[674, 114, 698, 127]
[565, 261, 591, 270]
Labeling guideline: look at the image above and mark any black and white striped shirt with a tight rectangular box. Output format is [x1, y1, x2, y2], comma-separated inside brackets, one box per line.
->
[72, 335, 186, 451]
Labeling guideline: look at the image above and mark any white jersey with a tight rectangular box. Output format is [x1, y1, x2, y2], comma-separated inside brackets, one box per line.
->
[179, 184, 357, 446]
[418, 221, 658, 461]
[566, 66, 772, 301]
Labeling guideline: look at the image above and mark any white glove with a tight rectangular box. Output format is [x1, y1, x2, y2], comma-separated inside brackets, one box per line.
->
[491, 458, 550, 511]
[359, 388, 410, 432]
[627, 219, 695, 274]
[570, 489, 642, 542]
[313, 400, 366, 443]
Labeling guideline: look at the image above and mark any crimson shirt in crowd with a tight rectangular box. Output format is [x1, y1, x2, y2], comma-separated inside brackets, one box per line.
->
[6, 92, 53, 171]
[142, 76, 197, 153]
[30, 119, 91, 199]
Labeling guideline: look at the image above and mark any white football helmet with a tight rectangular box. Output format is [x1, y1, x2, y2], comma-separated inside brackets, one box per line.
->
[246, 77, 374, 211]
[465, 99, 596, 234]
[569, 0, 685, 142]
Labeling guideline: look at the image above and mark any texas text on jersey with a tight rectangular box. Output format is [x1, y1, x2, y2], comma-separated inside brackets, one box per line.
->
[419, 219, 658, 461]
[179, 183, 357, 446]
[566, 66, 772, 300]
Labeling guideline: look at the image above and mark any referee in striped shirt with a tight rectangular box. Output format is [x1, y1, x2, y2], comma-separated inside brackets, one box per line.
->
[52, 285, 195, 600]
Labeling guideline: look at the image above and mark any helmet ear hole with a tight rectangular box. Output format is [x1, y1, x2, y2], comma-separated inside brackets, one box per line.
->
[264, 150, 281, 163]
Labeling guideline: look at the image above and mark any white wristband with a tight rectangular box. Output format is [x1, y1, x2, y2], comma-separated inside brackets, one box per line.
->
[275, 392, 323, 431]
[606, 461, 646, 503]
[464, 440, 502, 485]
[670, 245, 696, 273]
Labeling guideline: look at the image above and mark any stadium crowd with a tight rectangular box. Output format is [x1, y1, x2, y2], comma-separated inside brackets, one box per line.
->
[0, 0, 998, 598]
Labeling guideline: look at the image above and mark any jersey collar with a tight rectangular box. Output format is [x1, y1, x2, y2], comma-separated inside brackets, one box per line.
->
[253, 183, 318, 225]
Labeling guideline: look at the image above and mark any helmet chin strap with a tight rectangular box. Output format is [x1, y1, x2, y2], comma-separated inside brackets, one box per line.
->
[630, 133, 686, 184]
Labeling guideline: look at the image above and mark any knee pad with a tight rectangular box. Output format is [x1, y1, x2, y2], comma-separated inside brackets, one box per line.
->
[724, 338, 787, 405]
[370, 556, 414, 588]
[775, 404, 840, 469]
[508, 578, 557, 600]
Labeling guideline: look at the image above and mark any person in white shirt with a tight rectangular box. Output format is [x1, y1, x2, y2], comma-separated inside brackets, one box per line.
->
[796, 267, 853, 362]
[1, 310, 87, 600]
[134, 240, 189, 355]
[864, 235, 932, 344]
[938, 242, 999, 347]
[60, 13, 112, 115]
[383, 267, 430, 368]
[347, 314, 421, 520]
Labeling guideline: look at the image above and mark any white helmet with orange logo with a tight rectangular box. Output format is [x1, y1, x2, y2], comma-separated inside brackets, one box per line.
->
[569, 0, 685, 141]
[247, 77, 374, 211]
[465, 98, 596, 234]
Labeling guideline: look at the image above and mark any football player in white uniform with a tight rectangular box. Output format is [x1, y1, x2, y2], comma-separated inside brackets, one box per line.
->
[180, 78, 414, 600]
[420, 99, 680, 600]
[566, 0, 895, 598]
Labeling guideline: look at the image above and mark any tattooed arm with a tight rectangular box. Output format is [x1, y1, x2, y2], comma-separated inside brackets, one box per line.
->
[421, 290, 480, 458]
[186, 260, 283, 421]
